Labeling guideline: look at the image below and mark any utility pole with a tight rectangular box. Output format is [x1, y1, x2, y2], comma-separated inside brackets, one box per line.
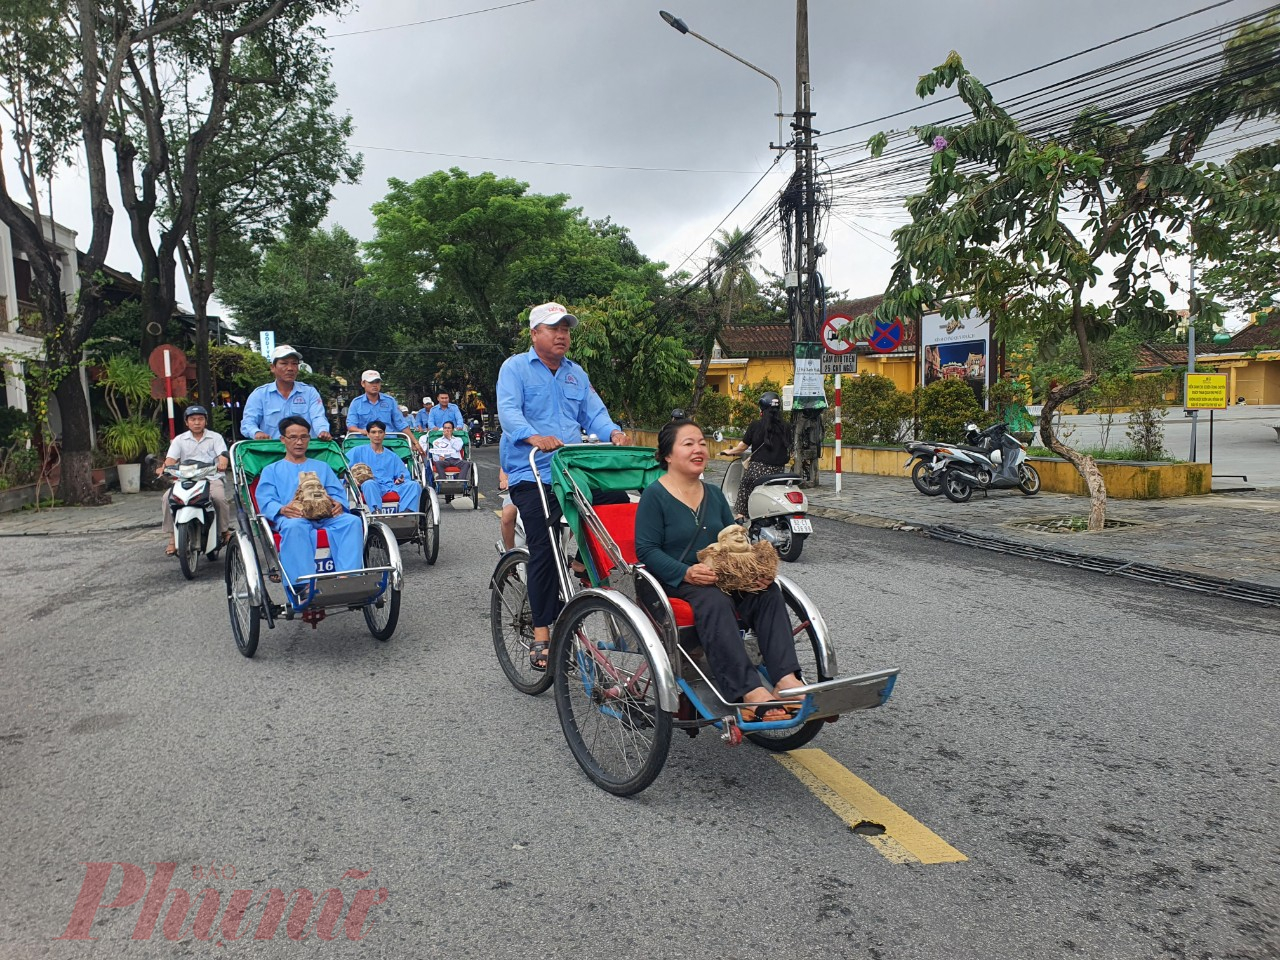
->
[787, 0, 825, 487]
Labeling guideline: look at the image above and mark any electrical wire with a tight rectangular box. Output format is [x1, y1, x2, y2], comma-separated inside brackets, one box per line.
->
[353, 143, 755, 175]
[325, 0, 544, 39]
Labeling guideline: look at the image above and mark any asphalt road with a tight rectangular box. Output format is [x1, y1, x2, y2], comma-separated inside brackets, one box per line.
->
[1, 444, 1276, 959]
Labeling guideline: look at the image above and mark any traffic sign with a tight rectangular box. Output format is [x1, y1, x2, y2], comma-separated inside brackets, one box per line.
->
[868, 318, 904, 354]
[821, 314, 856, 355]
[820, 354, 858, 375]
[147, 343, 187, 378]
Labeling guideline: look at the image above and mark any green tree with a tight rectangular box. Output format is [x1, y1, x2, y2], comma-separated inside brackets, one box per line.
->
[566, 285, 694, 427]
[869, 29, 1280, 529]
[367, 169, 577, 353]
[220, 226, 402, 382]
[689, 227, 760, 417]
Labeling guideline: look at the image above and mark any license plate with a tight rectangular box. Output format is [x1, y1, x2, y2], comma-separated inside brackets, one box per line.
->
[790, 517, 812, 534]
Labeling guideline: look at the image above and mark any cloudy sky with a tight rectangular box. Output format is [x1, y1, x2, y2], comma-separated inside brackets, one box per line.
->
[20, 0, 1276, 314]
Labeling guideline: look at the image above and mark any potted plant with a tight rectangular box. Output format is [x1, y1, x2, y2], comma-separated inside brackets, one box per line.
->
[98, 355, 162, 493]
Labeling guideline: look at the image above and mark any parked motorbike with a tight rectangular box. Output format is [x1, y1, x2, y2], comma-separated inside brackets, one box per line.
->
[164, 460, 223, 580]
[719, 453, 810, 562]
[903, 426, 1001, 496]
[935, 422, 1040, 503]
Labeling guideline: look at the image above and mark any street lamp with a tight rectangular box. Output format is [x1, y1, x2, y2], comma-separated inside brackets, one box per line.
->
[659, 10, 786, 152]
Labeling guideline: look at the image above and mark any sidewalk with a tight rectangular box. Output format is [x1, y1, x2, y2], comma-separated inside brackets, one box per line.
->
[0, 491, 163, 537]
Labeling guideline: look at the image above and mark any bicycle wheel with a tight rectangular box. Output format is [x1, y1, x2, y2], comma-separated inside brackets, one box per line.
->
[420, 512, 439, 564]
[225, 542, 260, 658]
[177, 519, 201, 580]
[491, 550, 551, 695]
[746, 589, 828, 752]
[552, 595, 672, 796]
[363, 526, 400, 641]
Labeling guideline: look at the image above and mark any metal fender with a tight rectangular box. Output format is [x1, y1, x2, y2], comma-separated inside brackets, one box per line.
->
[368, 520, 404, 590]
[230, 531, 264, 609]
[426, 486, 441, 525]
[553, 588, 680, 713]
[774, 573, 837, 678]
[174, 505, 206, 525]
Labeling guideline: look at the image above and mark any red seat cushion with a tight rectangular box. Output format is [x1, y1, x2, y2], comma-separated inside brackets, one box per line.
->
[585, 503, 639, 580]
[669, 597, 695, 628]
[380, 491, 400, 502]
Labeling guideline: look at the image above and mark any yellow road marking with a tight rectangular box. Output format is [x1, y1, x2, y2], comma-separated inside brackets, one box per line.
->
[776, 749, 967, 865]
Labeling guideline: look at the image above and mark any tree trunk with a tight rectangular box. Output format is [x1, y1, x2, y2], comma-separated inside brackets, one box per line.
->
[1039, 373, 1105, 530]
[53, 371, 106, 506]
[688, 333, 714, 417]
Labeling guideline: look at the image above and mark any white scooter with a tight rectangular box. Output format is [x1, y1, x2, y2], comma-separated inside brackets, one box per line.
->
[164, 460, 223, 580]
[718, 453, 811, 562]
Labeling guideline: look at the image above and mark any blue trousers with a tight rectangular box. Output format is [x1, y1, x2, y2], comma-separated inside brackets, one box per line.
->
[360, 478, 422, 513]
[276, 513, 365, 596]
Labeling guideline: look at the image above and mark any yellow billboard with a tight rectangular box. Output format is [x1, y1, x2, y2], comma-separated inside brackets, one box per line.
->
[1184, 373, 1228, 410]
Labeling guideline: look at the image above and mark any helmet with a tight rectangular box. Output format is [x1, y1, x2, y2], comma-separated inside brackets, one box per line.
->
[758, 391, 780, 410]
[184, 404, 209, 419]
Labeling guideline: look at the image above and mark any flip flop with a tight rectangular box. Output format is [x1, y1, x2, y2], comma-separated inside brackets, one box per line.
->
[739, 701, 791, 723]
[164, 544, 177, 557]
[528, 640, 550, 672]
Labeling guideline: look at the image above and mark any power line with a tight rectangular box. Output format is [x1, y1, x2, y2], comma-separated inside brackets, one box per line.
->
[354, 143, 755, 175]
[325, 0, 543, 39]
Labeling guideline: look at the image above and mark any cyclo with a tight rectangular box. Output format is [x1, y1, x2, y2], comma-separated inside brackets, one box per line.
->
[489, 445, 899, 796]
[342, 433, 441, 564]
[421, 427, 480, 509]
[225, 439, 404, 658]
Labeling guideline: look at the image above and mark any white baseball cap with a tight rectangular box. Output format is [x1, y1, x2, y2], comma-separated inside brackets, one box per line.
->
[528, 302, 578, 329]
[361, 369, 382, 382]
[270, 344, 302, 362]
[422, 396, 433, 405]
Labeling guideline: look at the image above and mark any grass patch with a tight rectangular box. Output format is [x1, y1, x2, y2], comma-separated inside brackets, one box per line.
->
[1027, 445, 1180, 463]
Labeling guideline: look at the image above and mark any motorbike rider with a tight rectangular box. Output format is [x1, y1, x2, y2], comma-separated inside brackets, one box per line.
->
[156, 404, 231, 556]
[720, 391, 792, 520]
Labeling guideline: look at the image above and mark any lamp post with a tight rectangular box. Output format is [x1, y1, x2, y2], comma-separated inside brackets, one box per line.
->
[658, 11, 786, 153]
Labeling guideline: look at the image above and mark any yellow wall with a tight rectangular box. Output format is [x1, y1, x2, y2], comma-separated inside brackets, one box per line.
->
[695, 355, 920, 395]
[1205, 354, 1280, 405]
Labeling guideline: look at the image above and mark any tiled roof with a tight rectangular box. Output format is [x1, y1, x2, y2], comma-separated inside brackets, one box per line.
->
[1221, 312, 1280, 353]
[716, 323, 793, 357]
[1136, 342, 1188, 370]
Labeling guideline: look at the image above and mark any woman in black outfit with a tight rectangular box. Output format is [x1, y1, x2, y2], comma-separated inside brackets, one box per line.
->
[720, 391, 791, 519]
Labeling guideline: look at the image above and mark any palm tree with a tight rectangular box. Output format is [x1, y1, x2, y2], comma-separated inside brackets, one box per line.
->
[690, 227, 760, 416]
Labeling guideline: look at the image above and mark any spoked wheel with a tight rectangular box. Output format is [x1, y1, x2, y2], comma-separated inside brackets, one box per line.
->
[912, 460, 944, 496]
[225, 541, 261, 658]
[491, 550, 551, 695]
[177, 519, 201, 580]
[1018, 463, 1041, 495]
[420, 512, 440, 564]
[363, 526, 400, 641]
[746, 588, 828, 752]
[942, 470, 973, 503]
[552, 596, 672, 796]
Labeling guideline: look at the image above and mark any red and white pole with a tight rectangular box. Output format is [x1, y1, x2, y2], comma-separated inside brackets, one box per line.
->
[163, 350, 176, 441]
[834, 374, 842, 494]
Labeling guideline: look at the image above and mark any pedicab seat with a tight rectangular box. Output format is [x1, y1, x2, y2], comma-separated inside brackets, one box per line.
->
[583, 502, 694, 629]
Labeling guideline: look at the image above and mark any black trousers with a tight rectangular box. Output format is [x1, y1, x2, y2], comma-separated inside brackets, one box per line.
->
[670, 581, 801, 701]
[509, 481, 628, 629]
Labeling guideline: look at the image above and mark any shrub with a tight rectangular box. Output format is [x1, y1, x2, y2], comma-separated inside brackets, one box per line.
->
[916, 378, 984, 442]
[842, 374, 911, 445]
[692, 390, 733, 431]
[1125, 373, 1174, 460]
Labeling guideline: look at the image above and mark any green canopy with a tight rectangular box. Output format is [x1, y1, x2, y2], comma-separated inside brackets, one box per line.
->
[550, 445, 664, 585]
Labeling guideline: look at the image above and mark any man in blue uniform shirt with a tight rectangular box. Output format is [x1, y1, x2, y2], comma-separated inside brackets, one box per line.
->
[348, 420, 423, 513]
[240, 345, 330, 440]
[345, 370, 418, 453]
[413, 397, 434, 430]
[497, 301, 629, 671]
[426, 389, 465, 429]
[254, 416, 364, 607]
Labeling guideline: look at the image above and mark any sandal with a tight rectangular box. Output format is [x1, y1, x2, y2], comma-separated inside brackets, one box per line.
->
[164, 544, 177, 557]
[739, 700, 790, 723]
[528, 640, 550, 673]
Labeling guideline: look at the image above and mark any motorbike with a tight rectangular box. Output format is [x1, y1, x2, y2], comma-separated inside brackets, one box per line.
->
[935, 422, 1041, 503]
[164, 459, 223, 580]
[903, 425, 1003, 496]
[719, 453, 810, 562]
[469, 418, 499, 447]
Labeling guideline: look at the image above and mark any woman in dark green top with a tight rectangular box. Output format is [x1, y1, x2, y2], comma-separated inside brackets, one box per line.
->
[635, 419, 803, 722]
